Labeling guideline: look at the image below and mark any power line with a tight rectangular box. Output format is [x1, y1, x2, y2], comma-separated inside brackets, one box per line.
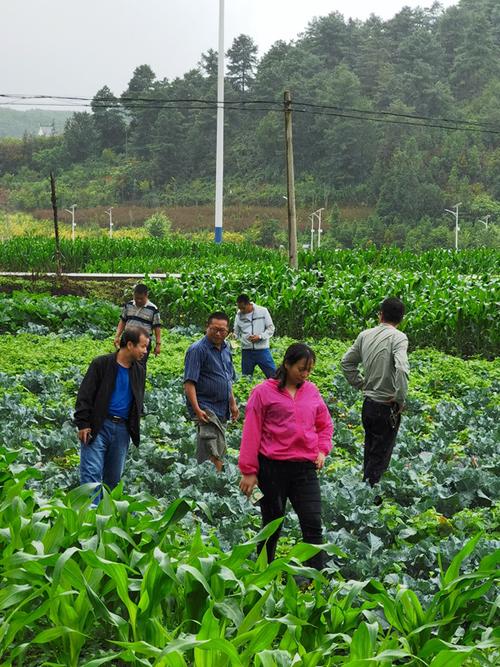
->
[1, 95, 500, 135]
[3, 92, 499, 131]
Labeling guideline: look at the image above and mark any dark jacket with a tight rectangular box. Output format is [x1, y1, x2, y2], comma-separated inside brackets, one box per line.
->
[74, 352, 145, 446]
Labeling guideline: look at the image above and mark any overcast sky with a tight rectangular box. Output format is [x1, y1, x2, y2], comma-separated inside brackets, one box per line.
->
[2, 0, 458, 108]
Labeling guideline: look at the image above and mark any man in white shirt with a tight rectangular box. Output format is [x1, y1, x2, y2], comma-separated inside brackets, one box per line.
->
[234, 294, 276, 378]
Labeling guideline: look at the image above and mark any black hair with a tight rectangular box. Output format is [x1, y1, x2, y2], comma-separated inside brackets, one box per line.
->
[119, 326, 149, 348]
[236, 294, 251, 305]
[275, 343, 316, 389]
[134, 284, 148, 295]
[380, 297, 405, 325]
[207, 311, 230, 326]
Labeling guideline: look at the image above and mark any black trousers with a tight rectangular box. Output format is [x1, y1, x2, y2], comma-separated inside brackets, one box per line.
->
[257, 455, 325, 570]
[361, 398, 401, 486]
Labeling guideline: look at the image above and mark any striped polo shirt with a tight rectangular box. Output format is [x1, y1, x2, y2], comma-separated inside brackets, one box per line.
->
[120, 299, 161, 336]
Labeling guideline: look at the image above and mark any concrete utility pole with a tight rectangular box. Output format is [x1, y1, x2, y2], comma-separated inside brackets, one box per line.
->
[106, 207, 114, 238]
[214, 0, 225, 243]
[65, 204, 77, 242]
[284, 91, 298, 269]
[309, 214, 315, 251]
[445, 202, 461, 251]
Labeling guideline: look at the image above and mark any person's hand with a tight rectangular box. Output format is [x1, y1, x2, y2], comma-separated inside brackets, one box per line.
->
[315, 452, 326, 470]
[239, 474, 258, 497]
[78, 428, 92, 445]
[154, 343, 161, 356]
[195, 409, 210, 423]
[113, 336, 121, 349]
[248, 335, 261, 343]
[230, 402, 240, 421]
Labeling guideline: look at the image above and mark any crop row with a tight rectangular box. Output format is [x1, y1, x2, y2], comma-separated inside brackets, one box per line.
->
[0, 259, 498, 356]
[0, 324, 498, 664]
[0, 237, 498, 274]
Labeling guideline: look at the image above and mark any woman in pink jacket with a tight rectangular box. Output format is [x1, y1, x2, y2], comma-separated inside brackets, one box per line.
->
[239, 343, 333, 570]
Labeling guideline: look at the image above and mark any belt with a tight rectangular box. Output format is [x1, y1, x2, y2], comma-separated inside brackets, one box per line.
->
[108, 415, 128, 423]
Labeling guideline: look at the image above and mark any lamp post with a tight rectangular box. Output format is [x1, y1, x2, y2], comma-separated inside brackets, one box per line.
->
[478, 214, 491, 230]
[309, 208, 324, 250]
[309, 214, 315, 251]
[445, 203, 461, 251]
[65, 204, 76, 242]
[106, 207, 114, 238]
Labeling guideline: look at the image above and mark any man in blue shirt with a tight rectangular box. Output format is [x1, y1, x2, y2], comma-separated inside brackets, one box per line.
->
[184, 312, 239, 471]
[75, 326, 149, 504]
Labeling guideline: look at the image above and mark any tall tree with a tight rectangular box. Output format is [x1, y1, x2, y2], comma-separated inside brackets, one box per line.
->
[199, 49, 218, 79]
[91, 86, 126, 153]
[63, 112, 98, 163]
[226, 34, 258, 94]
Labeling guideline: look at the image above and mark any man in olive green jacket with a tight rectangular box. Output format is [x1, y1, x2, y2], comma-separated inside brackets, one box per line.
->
[341, 297, 410, 488]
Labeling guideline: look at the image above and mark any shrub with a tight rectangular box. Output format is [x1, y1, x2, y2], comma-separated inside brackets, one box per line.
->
[145, 212, 172, 238]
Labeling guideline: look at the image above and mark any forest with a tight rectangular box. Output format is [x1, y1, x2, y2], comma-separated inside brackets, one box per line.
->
[0, 0, 499, 248]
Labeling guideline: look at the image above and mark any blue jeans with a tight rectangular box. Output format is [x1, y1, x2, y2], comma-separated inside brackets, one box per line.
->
[241, 348, 276, 378]
[80, 418, 130, 504]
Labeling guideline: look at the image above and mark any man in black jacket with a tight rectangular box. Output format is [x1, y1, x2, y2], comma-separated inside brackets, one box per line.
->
[74, 326, 149, 504]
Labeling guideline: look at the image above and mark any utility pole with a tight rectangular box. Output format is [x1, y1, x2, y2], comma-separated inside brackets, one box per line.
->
[445, 202, 461, 251]
[65, 204, 77, 242]
[49, 172, 62, 276]
[284, 90, 298, 269]
[106, 207, 114, 238]
[309, 214, 315, 251]
[214, 0, 224, 243]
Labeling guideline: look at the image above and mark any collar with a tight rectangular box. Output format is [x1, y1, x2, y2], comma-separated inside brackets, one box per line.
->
[202, 335, 227, 352]
[133, 299, 150, 308]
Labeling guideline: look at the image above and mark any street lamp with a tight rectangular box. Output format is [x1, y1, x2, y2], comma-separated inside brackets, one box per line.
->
[65, 204, 76, 242]
[106, 207, 114, 238]
[445, 203, 461, 251]
[478, 214, 491, 230]
[309, 208, 324, 251]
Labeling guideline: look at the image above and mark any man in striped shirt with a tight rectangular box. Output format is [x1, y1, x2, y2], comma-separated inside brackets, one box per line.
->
[114, 284, 161, 366]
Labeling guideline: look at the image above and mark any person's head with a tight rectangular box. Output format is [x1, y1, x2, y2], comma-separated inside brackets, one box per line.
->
[206, 312, 230, 346]
[237, 294, 253, 314]
[379, 297, 405, 326]
[275, 343, 316, 389]
[119, 326, 149, 362]
[133, 284, 149, 308]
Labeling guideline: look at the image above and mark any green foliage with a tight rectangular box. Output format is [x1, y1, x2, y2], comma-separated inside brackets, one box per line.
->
[2, 2, 500, 232]
[145, 212, 172, 238]
[0, 312, 498, 663]
[1, 241, 498, 356]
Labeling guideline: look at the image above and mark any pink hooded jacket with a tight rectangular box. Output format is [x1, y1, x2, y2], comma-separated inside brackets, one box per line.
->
[238, 378, 333, 475]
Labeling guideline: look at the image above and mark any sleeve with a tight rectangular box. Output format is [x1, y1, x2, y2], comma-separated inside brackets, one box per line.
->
[184, 345, 203, 384]
[393, 335, 410, 405]
[152, 308, 161, 328]
[259, 308, 275, 341]
[233, 313, 242, 340]
[341, 335, 364, 390]
[74, 360, 100, 429]
[315, 390, 334, 455]
[238, 388, 264, 475]
[120, 304, 128, 323]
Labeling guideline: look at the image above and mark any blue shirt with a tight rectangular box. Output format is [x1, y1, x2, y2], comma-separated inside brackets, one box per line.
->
[108, 364, 133, 419]
[184, 336, 235, 421]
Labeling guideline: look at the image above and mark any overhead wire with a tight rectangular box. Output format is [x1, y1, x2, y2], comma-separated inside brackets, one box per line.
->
[1, 92, 499, 134]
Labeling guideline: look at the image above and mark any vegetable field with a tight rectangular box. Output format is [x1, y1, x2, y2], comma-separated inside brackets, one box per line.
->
[0, 284, 498, 665]
[0, 241, 498, 355]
